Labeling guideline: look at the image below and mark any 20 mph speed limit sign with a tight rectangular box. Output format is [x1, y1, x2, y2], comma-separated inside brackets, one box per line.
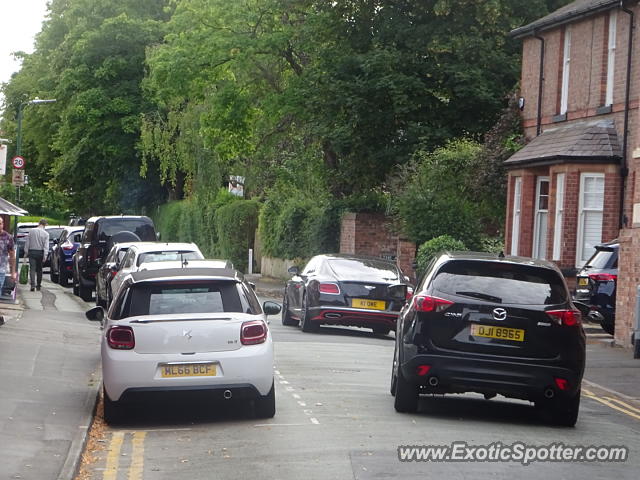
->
[12, 156, 25, 169]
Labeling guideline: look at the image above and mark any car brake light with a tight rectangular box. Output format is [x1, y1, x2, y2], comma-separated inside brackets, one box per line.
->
[413, 294, 454, 313]
[416, 365, 431, 376]
[107, 326, 135, 349]
[319, 283, 340, 294]
[588, 273, 617, 282]
[546, 309, 581, 326]
[554, 377, 570, 391]
[241, 320, 267, 345]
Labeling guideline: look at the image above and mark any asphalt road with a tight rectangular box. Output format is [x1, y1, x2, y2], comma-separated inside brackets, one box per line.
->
[9, 280, 640, 479]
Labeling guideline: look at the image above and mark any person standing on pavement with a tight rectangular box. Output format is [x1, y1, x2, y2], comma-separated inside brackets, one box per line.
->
[24, 218, 49, 291]
[0, 217, 18, 325]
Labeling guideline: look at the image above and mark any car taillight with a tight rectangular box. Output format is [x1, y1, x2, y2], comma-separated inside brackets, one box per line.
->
[413, 294, 454, 313]
[87, 246, 100, 262]
[319, 283, 340, 294]
[107, 326, 135, 349]
[241, 320, 267, 345]
[588, 273, 617, 282]
[62, 240, 75, 251]
[547, 309, 581, 326]
[406, 287, 414, 301]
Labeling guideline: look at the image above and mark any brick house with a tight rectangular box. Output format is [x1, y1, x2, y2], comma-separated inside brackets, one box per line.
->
[506, 0, 640, 347]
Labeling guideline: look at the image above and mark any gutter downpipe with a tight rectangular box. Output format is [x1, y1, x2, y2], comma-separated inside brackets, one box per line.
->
[533, 30, 545, 136]
[619, 1, 634, 229]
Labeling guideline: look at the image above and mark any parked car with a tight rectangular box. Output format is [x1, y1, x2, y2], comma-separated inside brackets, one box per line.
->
[72, 216, 157, 302]
[109, 242, 204, 300]
[15, 222, 38, 258]
[50, 226, 84, 286]
[282, 254, 411, 335]
[44, 225, 66, 268]
[85, 267, 280, 424]
[390, 251, 586, 426]
[95, 242, 137, 308]
[68, 216, 86, 226]
[574, 240, 618, 335]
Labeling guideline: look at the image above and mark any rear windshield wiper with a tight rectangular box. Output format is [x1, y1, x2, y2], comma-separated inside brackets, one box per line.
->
[455, 291, 503, 303]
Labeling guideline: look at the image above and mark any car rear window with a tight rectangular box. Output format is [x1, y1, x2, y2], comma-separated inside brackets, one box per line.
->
[136, 250, 203, 266]
[432, 260, 568, 305]
[97, 219, 156, 242]
[584, 248, 617, 270]
[124, 281, 253, 317]
[47, 228, 65, 240]
[327, 259, 399, 282]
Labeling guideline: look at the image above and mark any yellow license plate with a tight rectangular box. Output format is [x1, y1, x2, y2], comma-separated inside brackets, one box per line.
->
[578, 278, 588, 286]
[351, 298, 386, 310]
[160, 363, 217, 378]
[470, 324, 525, 342]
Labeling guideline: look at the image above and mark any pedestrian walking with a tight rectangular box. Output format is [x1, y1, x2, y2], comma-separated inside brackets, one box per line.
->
[0, 217, 17, 324]
[24, 218, 49, 291]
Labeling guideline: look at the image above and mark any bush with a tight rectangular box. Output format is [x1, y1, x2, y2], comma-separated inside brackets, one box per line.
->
[415, 235, 467, 275]
[214, 200, 260, 272]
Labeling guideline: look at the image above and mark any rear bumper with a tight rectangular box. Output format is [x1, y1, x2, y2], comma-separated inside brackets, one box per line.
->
[306, 306, 398, 329]
[401, 353, 582, 401]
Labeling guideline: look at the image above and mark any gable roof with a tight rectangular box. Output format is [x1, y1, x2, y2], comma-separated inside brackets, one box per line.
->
[511, 0, 621, 38]
[504, 119, 622, 167]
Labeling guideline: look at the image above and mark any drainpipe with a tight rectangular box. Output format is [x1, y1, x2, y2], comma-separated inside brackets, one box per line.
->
[619, 1, 634, 229]
[533, 30, 545, 136]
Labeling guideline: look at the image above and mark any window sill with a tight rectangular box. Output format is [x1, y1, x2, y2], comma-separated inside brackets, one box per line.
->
[552, 113, 567, 123]
[596, 105, 612, 115]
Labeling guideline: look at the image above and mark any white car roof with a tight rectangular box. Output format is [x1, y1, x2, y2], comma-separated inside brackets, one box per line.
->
[138, 259, 233, 271]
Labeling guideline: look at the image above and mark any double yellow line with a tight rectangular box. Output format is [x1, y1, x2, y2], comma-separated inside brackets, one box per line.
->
[103, 431, 147, 480]
[583, 388, 640, 421]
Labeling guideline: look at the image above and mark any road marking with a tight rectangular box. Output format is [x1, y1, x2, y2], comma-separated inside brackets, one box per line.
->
[297, 401, 306, 407]
[128, 431, 146, 480]
[254, 423, 308, 427]
[292, 393, 301, 400]
[583, 378, 639, 404]
[103, 431, 124, 480]
[310, 417, 320, 425]
[279, 380, 290, 385]
[604, 396, 640, 415]
[583, 392, 640, 421]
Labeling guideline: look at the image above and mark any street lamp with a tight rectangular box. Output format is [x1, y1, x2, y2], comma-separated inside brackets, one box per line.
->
[16, 98, 57, 157]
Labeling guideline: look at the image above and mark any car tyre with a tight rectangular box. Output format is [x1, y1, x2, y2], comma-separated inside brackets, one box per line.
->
[549, 390, 581, 427]
[103, 387, 124, 425]
[281, 296, 298, 326]
[59, 267, 69, 287]
[72, 270, 79, 296]
[390, 347, 398, 396]
[254, 382, 276, 419]
[600, 317, 615, 336]
[50, 263, 59, 283]
[300, 297, 318, 333]
[394, 365, 418, 413]
[79, 276, 93, 302]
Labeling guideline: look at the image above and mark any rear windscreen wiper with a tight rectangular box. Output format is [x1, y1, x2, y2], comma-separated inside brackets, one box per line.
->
[455, 291, 503, 303]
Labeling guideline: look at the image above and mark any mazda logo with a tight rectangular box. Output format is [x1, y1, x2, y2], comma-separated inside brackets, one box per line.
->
[492, 308, 507, 321]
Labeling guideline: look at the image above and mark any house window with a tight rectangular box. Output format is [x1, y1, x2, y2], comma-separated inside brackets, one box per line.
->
[576, 173, 605, 266]
[606, 12, 617, 106]
[533, 177, 550, 260]
[552, 173, 565, 261]
[560, 27, 571, 115]
[511, 177, 522, 255]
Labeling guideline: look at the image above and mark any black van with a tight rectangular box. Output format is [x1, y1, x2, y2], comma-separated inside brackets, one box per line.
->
[72, 216, 157, 301]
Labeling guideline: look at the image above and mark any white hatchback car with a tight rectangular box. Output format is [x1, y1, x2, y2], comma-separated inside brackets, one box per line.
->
[86, 267, 280, 424]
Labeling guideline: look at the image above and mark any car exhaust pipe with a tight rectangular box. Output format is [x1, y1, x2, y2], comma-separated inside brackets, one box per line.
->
[428, 376, 439, 387]
[544, 388, 555, 399]
[223, 390, 233, 400]
[324, 312, 342, 319]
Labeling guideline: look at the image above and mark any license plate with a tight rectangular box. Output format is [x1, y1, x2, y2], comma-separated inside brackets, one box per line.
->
[470, 324, 525, 342]
[160, 363, 217, 378]
[578, 277, 588, 286]
[351, 298, 386, 310]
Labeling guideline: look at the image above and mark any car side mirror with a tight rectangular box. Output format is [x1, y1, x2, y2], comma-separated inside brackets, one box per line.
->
[86, 306, 105, 322]
[287, 266, 299, 276]
[388, 283, 408, 300]
[263, 301, 282, 316]
[156, 232, 161, 241]
[248, 282, 256, 291]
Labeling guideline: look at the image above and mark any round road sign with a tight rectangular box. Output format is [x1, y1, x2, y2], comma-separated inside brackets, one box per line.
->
[12, 156, 25, 169]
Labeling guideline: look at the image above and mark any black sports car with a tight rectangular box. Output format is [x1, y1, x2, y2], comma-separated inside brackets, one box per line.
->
[282, 254, 411, 335]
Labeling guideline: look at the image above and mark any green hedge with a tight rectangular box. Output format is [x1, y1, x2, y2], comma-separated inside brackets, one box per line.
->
[214, 200, 260, 272]
[415, 235, 468, 275]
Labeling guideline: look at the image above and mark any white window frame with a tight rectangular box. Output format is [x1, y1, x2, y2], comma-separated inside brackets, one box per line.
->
[576, 173, 605, 267]
[533, 177, 550, 259]
[560, 27, 571, 115]
[510, 177, 522, 255]
[552, 173, 565, 261]
[606, 12, 617, 106]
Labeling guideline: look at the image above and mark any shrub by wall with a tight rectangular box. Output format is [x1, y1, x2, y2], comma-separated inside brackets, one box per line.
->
[415, 235, 468, 275]
[214, 199, 260, 272]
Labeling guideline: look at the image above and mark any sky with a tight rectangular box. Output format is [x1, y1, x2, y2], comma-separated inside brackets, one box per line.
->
[0, 0, 50, 97]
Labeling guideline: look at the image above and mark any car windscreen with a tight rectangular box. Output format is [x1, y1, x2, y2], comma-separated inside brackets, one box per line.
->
[584, 248, 617, 270]
[432, 260, 568, 305]
[128, 281, 245, 316]
[327, 259, 399, 282]
[136, 250, 203, 267]
[97, 219, 156, 241]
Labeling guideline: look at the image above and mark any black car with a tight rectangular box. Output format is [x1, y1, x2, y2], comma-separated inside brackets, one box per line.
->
[73, 216, 156, 302]
[44, 226, 66, 268]
[50, 226, 84, 285]
[574, 240, 618, 335]
[391, 252, 586, 427]
[95, 242, 135, 308]
[282, 254, 411, 335]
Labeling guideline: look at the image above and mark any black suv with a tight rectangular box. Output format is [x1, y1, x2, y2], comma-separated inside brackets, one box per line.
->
[575, 240, 617, 335]
[72, 216, 156, 301]
[391, 252, 586, 426]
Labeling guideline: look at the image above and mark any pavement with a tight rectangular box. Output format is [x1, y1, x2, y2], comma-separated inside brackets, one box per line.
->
[0, 273, 639, 480]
